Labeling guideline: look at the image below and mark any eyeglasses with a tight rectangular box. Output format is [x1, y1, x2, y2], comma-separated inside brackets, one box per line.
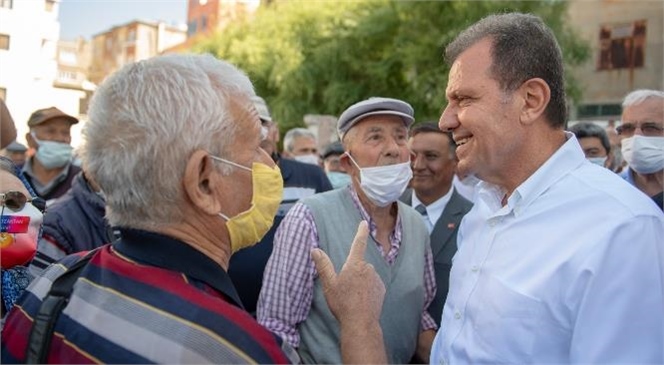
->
[616, 122, 664, 137]
[0, 191, 46, 213]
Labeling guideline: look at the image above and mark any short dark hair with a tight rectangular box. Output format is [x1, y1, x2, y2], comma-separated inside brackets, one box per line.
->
[445, 13, 567, 129]
[568, 122, 611, 154]
[409, 122, 456, 158]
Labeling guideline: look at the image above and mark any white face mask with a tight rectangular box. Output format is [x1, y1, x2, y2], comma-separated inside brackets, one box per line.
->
[293, 154, 319, 166]
[622, 135, 664, 174]
[347, 153, 412, 207]
[587, 156, 608, 167]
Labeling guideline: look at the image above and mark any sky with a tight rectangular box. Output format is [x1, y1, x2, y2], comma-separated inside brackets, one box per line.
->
[59, 0, 188, 40]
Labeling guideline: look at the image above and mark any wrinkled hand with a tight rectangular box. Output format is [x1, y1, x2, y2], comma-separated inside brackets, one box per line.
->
[311, 221, 386, 326]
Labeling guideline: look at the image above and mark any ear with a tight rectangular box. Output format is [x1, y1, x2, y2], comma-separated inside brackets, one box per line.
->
[183, 150, 222, 215]
[26, 131, 37, 149]
[339, 152, 354, 173]
[518, 78, 550, 126]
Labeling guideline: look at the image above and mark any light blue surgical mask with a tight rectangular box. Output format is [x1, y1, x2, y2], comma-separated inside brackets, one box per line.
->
[31, 132, 73, 169]
[327, 171, 352, 189]
[587, 156, 607, 167]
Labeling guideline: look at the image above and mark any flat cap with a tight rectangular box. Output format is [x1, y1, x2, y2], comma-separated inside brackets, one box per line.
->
[322, 141, 344, 159]
[27, 107, 78, 127]
[251, 96, 272, 123]
[5, 141, 27, 153]
[337, 97, 414, 138]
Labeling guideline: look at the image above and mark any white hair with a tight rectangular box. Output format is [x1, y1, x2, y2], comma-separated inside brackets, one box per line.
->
[83, 54, 255, 229]
[283, 128, 316, 152]
[622, 89, 664, 108]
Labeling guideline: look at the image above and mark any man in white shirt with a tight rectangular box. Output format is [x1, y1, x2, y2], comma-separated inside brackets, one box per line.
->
[429, 12, 664, 363]
[314, 12, 663, 365]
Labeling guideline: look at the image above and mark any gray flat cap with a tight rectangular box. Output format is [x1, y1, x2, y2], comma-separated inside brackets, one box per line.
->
[337, 97, 414, 138]
[5, 141, 27, 152]
[251, 95, 272, 123]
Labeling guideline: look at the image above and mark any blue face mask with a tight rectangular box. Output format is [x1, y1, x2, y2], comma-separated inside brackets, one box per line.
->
[31, 132, 73, 169]
[327, 171, 352, 189]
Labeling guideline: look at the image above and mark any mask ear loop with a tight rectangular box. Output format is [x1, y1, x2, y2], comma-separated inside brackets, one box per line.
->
[344, 152, 362, 170]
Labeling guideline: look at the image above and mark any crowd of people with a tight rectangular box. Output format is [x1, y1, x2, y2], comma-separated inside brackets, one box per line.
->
[0, 11, 663, 364]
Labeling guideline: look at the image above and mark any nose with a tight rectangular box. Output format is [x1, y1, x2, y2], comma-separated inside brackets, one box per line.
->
[383, 136, 402, 159]
[439, 105, 458, 132]
[412, 153, 426, 170]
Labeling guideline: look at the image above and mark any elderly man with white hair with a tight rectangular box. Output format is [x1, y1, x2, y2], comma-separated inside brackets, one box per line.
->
[258, 97, 436, 364]
[1, 54, 389, 364]
[618, 89, 664, 210]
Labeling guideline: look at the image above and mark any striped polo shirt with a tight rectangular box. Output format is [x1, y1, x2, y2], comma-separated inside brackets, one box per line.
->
[1, 228, 295, 364]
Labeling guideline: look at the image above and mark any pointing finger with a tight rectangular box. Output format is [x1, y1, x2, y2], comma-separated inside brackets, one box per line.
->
[347, 221, 369, 264]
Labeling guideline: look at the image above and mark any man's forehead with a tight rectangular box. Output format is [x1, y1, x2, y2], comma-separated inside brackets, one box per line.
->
[623, 99, 664, 122]
[355, 115, 408, 131]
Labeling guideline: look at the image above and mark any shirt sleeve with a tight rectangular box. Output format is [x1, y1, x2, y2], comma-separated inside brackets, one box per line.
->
[256, 202, 319, 349]
[570, 214, 664, 363]
[420, 236, 438, 331]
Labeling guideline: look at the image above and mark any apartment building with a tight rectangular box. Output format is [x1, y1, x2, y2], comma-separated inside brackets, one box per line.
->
[0, 0, 87, 146]
[567, 0, 663, 122]
[88, 20, 186, 85]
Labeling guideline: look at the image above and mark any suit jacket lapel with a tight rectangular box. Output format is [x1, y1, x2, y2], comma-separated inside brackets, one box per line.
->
[430, 190, 466, 257]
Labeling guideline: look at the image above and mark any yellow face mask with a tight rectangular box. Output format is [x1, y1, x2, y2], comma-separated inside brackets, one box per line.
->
[212, 156, 283, 253]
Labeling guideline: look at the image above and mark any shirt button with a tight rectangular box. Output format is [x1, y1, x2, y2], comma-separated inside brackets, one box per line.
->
[471, 265, 479, 272]
[454, 311, 462, 319]
[489, 221, 496, 227]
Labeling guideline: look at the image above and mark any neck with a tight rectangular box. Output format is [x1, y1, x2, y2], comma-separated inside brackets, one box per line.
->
[157, 218, 231, 271]
[352, 181, 397, 239]
[494, 129, 567, 202]
[631, 168, 664, 197]
[31, 157, 66, 185]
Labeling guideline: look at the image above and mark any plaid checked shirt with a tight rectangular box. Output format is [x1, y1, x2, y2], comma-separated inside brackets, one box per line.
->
[257, 185, 437, 348]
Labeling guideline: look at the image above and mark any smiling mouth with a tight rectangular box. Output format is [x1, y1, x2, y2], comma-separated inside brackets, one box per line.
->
[456, 137, 472, 146]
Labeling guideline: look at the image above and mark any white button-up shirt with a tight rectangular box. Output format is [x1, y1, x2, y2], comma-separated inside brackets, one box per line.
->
[431, 133, 664, 364]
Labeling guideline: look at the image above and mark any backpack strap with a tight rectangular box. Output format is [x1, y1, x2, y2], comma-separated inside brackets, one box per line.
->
[25, 249, 98, 364]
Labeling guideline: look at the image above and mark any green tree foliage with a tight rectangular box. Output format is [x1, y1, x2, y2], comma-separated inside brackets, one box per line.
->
[194, 0, 589, 133]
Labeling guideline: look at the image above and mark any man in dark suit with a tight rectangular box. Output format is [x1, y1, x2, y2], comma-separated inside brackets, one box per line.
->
[401, 122, 472, 326]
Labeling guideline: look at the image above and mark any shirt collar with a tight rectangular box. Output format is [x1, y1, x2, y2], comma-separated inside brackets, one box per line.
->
[411, 186, 454, 225]
[113, 228, 244, 309]
[347, 184, 403, 247]
[478, 132, 585, 217]
[22, 157, 72, 196]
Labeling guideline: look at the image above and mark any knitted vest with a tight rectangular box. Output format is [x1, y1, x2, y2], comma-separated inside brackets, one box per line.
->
[298, 188, 428, 364]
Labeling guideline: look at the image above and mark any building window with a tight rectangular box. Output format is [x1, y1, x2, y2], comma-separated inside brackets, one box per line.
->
[45, 0, 55, 12]
[201, 15, 207, 31]
[0, 87, 6, 101]
[577, 104, 622, 119]
[0, 0, 12, 9]
[59, 50, 77, 64]
[598, 20, 646, 70]
[0, 34, 9, 50]
[57, 70, 78, 83]
[187, 20, 198, 37]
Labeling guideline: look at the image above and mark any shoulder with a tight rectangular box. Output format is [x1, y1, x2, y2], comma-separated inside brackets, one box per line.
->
[280, 158, 331, 192]
[451, 189, 473, 212]
[566, 164, 661, 218]
[300, 188, 347, 211]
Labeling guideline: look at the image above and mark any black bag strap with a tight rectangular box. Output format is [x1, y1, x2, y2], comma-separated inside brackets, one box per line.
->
[25, 249, 99, 364]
